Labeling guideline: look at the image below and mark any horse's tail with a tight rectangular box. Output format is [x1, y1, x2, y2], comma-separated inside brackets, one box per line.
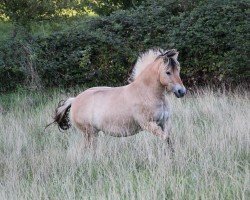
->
[45, 97, 75, 131]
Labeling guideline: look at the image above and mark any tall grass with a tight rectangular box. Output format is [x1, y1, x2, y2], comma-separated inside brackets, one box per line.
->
[0, 89, 249, 200]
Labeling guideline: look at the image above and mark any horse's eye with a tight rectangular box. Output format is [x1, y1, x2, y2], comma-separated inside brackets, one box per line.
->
[166, 72, 171, 75]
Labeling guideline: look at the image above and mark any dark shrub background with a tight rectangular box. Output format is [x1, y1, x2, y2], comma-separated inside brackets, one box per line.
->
[0, 0, 249, 92]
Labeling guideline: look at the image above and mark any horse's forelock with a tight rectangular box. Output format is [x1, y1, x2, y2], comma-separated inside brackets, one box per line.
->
[160, 49, 179, 70]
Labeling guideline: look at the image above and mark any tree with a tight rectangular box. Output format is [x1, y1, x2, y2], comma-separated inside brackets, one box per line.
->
[0, 0, 87, 28]
[87, 0, 145, 15]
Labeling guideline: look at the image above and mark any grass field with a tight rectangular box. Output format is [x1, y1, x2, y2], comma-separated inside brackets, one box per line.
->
[0, 89, 249, 200]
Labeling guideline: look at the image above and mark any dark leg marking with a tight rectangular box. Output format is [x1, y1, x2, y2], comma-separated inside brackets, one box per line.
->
[166, 137, 175, 156]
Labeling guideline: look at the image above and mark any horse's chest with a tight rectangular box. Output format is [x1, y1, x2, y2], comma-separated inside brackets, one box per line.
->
[154, 103, 170, 130]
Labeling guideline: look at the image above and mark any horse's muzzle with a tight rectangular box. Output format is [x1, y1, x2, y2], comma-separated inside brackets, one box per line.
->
[173, 85, 186, 98]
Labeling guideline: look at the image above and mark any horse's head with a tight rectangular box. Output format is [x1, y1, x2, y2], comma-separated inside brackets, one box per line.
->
[157, 49, 186, 98]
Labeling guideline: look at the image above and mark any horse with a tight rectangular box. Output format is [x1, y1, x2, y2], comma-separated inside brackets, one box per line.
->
[49, 49, 186, 150]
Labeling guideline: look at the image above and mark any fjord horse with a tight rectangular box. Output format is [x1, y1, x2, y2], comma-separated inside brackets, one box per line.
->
[50, 49, 186, 150]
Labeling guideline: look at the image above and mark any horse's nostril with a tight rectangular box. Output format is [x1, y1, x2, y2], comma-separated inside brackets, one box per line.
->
[178, 89, 185, 96]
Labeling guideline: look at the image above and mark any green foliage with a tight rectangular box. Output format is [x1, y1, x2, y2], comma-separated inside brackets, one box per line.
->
[0, 21, 13, 44]
[169, 0, 250, 86]
[0, 0, 87, 27]
[0, 0, 249, 92]
[87, 0, 145, 15]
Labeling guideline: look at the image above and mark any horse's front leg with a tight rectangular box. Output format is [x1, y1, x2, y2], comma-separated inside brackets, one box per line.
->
[138, 118, 175, 155]
[138, 121, 167, 140]
[163, 119, 175, 154]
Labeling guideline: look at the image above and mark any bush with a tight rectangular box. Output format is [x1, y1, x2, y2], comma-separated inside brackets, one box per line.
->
[0, 39, 27, 92]
[0, 0, 249, 92]
[169, 0, 250, 86]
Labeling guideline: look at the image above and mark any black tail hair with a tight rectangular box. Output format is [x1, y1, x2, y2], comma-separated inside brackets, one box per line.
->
[45, 98, 74, 131]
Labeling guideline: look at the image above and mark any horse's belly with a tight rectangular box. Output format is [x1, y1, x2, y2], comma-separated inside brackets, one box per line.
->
[99, 120, 141, 137]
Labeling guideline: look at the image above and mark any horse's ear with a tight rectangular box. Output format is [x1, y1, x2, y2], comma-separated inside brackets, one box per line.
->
[172, 51, 179, 60]
[162, 49, 178, 58]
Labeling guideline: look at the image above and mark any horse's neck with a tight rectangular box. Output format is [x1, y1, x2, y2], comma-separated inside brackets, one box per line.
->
[132, 61, 165, 98]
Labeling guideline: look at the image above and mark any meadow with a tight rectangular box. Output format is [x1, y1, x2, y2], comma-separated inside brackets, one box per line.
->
[0, 89, 249, 199]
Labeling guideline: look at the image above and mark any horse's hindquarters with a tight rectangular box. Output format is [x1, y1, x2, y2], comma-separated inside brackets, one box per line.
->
[70, 86, 140, 137]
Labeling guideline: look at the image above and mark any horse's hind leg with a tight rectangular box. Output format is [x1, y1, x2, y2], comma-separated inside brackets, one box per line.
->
[67, 124, 98, 162]
[77, 124, 98, 151]
[85, 128, 98, 151]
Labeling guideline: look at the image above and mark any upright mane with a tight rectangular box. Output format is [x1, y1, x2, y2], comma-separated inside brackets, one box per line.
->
[129, 48, 178, 82]
[129, 49, 163, 82]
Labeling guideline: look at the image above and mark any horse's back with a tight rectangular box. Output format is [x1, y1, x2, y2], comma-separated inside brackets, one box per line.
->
[87, 86, 112, 91]
[71, 86, 116, 118]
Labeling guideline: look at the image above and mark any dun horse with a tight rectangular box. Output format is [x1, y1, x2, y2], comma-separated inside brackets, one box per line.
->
[50, 49, 186, 150]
